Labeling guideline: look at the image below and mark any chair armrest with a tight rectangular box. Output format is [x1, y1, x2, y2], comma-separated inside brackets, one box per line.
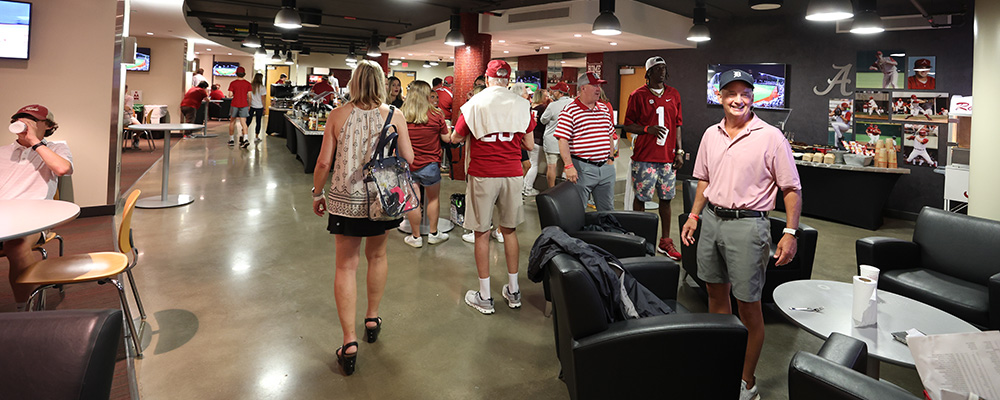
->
[587, 211, 659, 246]
[990, 272, 1000, 330]
[789, 352, 919, 400]
[816, 332, 868, 375]
[570, 231, 648, 259]
[855, 237, 920, 274]
[619, 257, 679, 300]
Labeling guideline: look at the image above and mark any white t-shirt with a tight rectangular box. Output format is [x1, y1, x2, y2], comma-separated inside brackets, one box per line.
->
[0, 141, 74, 200]
[192, 74, 207, 88]
[249, 86, 266, 109]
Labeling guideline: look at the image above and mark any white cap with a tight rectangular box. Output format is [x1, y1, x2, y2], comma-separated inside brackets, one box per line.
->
[645, 56, 666, 70]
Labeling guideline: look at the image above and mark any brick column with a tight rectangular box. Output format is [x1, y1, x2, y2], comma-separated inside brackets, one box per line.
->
[449, 12, 491, 181]
[517, 54, 548, 89]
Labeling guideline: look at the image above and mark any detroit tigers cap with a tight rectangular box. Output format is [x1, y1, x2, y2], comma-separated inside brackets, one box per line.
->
[645, 56, 666, 70]
[718, 69, 754, 90]
[550, 82, 571, 94]
[577, 72, 607, 88]
[11, 104, 55, 123]
[486, 60, 511, 79]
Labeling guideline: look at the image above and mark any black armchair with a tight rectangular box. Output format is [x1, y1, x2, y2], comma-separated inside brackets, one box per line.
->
[538, 181, 659, 259]
[547, 252, 747, 400]
[0, 309, 123, 400]
[856, 206, 1000, 330]
[678, 179, 819, 303]
[789, 333, 919, 400]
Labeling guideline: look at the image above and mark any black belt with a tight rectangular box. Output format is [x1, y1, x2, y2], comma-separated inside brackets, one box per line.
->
[571, 155, 606, 168]
[707, 203, 768, 219]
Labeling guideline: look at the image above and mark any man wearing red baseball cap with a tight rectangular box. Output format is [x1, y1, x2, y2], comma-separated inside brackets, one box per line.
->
[228, 66, 253, 148]
[435, 76, 455, 120]
[907, 58, 936, 90]
[554, 72, 617, 211]
[2, 104, 74, 311]
[448, 59, 536, 315]
[539, 81, 572, 188]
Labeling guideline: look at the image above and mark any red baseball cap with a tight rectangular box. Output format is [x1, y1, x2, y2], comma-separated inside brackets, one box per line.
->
[236, 66, 246, 75]
[486, 60, 511, 79]
[914, 58, 932, 70]
[550, 82, 571, 94]
[444, 76, 454, 84]
[11, 104, 55, 123]
[577, 72, 607, 87]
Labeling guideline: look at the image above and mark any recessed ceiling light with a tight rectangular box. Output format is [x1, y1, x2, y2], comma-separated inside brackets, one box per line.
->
[195, 52, 200, 54]
[498, 40, 505, 43]
[400, 56, 405, 59]
[228, 53, 232, 55]
[543, 46, 550, 49]
[206, 48, 212, 51]
[560, 60, 566, 63]
[609, 42, 618, 45]
[408, 53, 413, 55]
[574, 34, 582, 37]
[146, 32, 154, 35]
[503, 50, 509, 53]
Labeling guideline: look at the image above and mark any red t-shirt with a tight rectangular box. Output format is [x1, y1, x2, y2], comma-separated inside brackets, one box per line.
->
[408, 110, 449, 171]
[435, 87, 454, 120]
[210, 90, 224, 101]
[312, 81, 336, 104]
[907, 75, 935, 90]
[180, 87, 208, 108]
[625, 84, 683, 163]
[454, 114, 536, 178]
[228, 79, 253, 108]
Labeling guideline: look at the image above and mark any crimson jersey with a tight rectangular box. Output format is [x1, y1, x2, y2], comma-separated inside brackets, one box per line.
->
[228, 79, 253, 108]
[907, 76, 936, 90]
[454, 114, 536, 178]
[624, 84, 682, 163]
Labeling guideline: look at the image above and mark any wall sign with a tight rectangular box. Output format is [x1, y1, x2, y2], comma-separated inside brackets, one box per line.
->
[813, 64, 853, 97]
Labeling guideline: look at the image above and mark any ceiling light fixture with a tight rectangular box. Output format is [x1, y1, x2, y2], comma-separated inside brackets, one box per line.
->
[367, 32, 382, 57]
[255, 46, 266, 56]
[274, 0, 302, 29]
[574, 34, 582, 37]
[498, 40, 505, 43]
[146, 32, 154, 36]
[345, 44, 357, 63]
[687, 3, 711, 42]
[423, 61, 431, 68]
[444, 13, 465, 46]
[609, 42, 618, 45]
[592, 0, 622, 36]
[243, 22, 262, 48]
[750, 0, 783, 10]
[805, 0, 854, 21]
[850, 0, 884, 34]
[430, 60, 439, 66]
[284, 50, 294, 65]
[271, 50, 282, 61]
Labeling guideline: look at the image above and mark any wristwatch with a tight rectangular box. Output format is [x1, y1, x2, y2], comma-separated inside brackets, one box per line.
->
[31, 140, 48, 151]
[675, 149, 685, 157]
[782, 227, 801, 238]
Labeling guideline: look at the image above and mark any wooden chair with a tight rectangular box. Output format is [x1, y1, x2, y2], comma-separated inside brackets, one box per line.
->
[16, 190, 147, 357]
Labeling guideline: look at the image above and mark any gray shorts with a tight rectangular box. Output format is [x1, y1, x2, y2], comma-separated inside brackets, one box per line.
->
[696, 206, 771, 302]
[230, 106, 250, 118]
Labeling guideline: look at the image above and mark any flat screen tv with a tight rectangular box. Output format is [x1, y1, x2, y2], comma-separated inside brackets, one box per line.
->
[307, 74, 324, 85]
[707, 63, 788, 110]
[213, 62, 240, 77]
[125, 47, 150, 71]
[0, 1, 31, 60]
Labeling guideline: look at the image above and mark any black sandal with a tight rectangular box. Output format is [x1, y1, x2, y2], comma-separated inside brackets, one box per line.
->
[337, 342, 358, 376]
[364, 317, 382, 343]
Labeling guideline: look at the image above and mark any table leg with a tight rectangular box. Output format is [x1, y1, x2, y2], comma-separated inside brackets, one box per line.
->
[188, 102, 218, 138]
[137, 130, 195, 209]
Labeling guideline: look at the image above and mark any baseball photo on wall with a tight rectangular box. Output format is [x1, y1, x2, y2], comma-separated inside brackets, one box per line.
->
[854, 90, 891, 121]
[828, 98, 854, 147]
[857, 50, 906, 89]
[906, 56, 936, 90]
[902, 123, 939, 167]
[856, 121, 902, 147]
[891, 91, 950, 123]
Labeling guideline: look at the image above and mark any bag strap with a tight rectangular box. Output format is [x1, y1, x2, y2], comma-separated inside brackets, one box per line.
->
[369, 106, 398, 163]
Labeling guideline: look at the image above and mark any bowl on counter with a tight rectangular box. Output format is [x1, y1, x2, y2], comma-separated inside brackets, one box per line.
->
[829, 149, 848, 164]
[843, 153, 873, 166]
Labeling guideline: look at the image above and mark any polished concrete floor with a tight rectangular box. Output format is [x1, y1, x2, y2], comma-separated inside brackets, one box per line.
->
[126, 119, 922, 399]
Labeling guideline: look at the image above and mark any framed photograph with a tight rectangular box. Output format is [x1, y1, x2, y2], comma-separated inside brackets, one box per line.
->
[827, 98, 853, 147]
[902, 123, 939, 167]
[854, 90, 891, 121]
[906, 56, 936, 90]
[891, 91, 950, 123]
[856, 50, 905, 89]
[856, 121, 902, 147]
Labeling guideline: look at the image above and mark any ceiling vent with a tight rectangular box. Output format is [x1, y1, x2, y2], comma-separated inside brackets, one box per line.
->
[836, 14, 951, 33]
[385, 37, 401, 47]
[507, 7, 571, 24]
[415, 29, 437, 41]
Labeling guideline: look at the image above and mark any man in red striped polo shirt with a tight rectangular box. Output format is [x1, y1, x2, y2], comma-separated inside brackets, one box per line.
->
[554, 72, 617, 211]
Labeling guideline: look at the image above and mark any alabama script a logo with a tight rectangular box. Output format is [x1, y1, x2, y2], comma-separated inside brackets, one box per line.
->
[813, 64, 853, 97]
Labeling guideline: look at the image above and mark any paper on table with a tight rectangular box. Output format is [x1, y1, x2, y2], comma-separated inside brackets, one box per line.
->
[852, 276, 877, 327]
[860, 264, 880, 281]
[908, 331, 1000, 400]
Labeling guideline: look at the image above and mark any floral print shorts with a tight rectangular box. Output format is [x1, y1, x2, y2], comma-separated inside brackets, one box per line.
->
[631, 161, 676, 202]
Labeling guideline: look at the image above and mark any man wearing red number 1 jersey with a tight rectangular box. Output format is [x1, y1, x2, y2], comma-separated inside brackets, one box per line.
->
[449, 60, 536, 315]
[623, 56, 684, 260]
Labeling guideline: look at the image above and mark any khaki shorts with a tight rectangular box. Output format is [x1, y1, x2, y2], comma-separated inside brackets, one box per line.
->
[464, 176, 524, 232]
[696, 207, 771, 302]
[545, 153, 561, 167]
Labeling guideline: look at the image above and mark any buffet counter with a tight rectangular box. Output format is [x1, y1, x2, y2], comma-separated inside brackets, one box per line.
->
[284, 114, 324, 173]
[267, 107, 291, 137]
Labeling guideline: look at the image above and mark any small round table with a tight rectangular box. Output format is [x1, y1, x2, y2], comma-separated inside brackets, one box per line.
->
[128, 123, 204, 208]
[0, 200, 81, 242]
[773, 279, 981, 377]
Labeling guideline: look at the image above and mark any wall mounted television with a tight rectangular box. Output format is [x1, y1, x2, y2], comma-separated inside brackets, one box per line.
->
[213, 62, 240, 77]
[0, 0, 31, 60]
[125, 47, 151, 71]
[707, 63, 788, 110]
[307, 74, 324, 85]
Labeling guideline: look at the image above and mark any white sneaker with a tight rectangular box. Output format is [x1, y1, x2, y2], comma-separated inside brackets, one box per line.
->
[462, 231, 475, 243]
[465, 290, 495, 314]
[403, 235, 422, 248]
[522, 187, 540, 197]
[502, 284, 521, 309]
[740, 379, 761, 400]
[492, 229, 505, 243]
[427, 231, 449, 244]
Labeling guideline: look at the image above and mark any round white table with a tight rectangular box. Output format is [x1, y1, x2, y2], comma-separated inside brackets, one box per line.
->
[773, 279, 980, 377]
[0, 200, 81, 242]
[128, 123, 204, 208]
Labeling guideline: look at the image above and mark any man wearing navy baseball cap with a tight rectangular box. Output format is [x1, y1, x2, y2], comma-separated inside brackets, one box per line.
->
[681, 69, 802, 400]
[2, 104, 74, 311]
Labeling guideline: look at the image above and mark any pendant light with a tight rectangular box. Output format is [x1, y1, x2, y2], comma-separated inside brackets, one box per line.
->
[592, 0, 621, 36]
[805, 0, 854, 21]
[423, 61, 431, 68]
[687, 4, 711, 42]
[274, 0, 302, 29]
[444, 14, 465, 46]
[284, 49, 294, 65]
[271, 49, 282, 62]
[242, 22, 261, 48]
[750, 0, 783, 10]
[366, 33, 382, 57]
[850, 0, 884, 34]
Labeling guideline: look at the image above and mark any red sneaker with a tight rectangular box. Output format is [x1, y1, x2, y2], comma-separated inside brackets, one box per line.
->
[658, 238, 682, 261]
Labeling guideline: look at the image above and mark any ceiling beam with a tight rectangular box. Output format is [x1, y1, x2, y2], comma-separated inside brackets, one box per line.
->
[190, 0, 411, 27]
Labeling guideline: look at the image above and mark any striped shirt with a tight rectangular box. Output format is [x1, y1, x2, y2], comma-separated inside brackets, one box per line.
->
[553, 98, 614, 161]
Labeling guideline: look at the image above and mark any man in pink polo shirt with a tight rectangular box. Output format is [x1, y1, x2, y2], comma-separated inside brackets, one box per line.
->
[681, 69, 801, 400]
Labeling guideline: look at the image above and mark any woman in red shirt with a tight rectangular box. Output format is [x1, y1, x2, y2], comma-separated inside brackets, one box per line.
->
[400, 80, 451, 247]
